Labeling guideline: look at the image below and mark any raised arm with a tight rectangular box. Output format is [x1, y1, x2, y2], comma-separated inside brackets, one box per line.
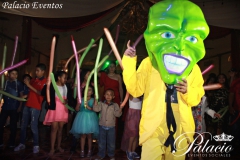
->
[122, 41, 148, 97]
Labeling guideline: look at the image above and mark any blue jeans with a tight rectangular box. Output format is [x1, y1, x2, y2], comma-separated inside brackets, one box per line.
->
[20, 106, 40, 146]
[98, 125, 115, 158]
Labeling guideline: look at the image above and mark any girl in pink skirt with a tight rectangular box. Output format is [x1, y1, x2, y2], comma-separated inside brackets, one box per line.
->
[42, 71, 69, 156]
[121, 95, 142, 160]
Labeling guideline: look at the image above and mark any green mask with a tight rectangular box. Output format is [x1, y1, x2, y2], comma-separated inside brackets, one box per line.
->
[144, 0, 209, 84]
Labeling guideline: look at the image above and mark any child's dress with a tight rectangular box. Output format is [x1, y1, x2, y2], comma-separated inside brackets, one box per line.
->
[192, 95, 217, 133]
[70, 98, 99, 139]
[121, 97, 142, 151]
[43, 85, 68, 125]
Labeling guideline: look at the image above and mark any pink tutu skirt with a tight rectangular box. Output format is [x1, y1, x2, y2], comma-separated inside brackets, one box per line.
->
[43, 97, 68, 125]
[121, 108, 141, 151]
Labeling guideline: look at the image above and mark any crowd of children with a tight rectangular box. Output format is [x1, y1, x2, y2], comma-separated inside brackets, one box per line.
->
[0, 61, 239, 160]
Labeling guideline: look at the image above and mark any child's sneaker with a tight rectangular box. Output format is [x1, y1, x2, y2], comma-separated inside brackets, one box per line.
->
[33, 146, 39, 153]
[14, 144, 25, 151]
[126, 151, 133, 160]
[132, 151, 141, 158]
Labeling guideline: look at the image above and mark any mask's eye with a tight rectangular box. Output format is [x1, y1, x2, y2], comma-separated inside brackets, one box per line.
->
[161, 32, 175, 39]
[185, 36, 198, 43]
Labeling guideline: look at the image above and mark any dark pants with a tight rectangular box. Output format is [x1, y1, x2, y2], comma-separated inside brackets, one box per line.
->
[0, 109, 18, 145]
[98, 125, 115, 158]
[20, 106, 40, 146]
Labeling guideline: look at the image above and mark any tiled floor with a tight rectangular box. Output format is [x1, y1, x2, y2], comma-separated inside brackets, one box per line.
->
[0, 124, 239, 160]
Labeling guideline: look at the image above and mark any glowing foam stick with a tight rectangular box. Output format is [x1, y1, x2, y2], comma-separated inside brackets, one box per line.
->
[73, 39, 95, 99]
[84, 55, 109, 107]
[71, 36, 81, 104]
[94, 38, 103, 102]
[0, 59, 28, 75]
[50, 73, 75, 111]
[202, 64, 214, 75]
[1, 44, 7, 89]
[46, 36, 56, 104]
[0, 90, 26, 101]
[11, 36, 18, 66]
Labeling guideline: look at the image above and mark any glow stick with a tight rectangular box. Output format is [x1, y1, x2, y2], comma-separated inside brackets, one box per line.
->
[0, 59, 28, 75]
[46, 36, 56, 104]
[94, 38, 103, 101]
[1, 44, 7, 89]
[71, 36, 81, 104]
[202, 64, 214, 75]
[11, 36, 18, 66]
[50, 73, 75, 111]
[0, 90, 26, 101]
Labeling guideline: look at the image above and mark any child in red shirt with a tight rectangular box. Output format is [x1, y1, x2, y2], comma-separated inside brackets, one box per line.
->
[14, 63, 47, 154]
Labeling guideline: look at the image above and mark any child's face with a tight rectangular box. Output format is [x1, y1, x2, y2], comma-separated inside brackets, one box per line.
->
[24, 77, 30, 83]
[8, 71, 18, 81]
[218, 75, 226, 84]
[58, 74, 67, 85]
[104, 90, 114, 102]
[35, 67, 45, 78]
[87, 87, 93, 97]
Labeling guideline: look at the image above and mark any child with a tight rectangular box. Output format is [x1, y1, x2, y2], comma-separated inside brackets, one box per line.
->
[121, 95, 142, 160]
[17, 74, 32, 128]
[93, 89, 123, 160]
[0, 69, 23, 148]
[188, 95, 221, 160]
[14, 63, 47, 153]
[70, 85, 99, 158]
[42, 71, 69, 156]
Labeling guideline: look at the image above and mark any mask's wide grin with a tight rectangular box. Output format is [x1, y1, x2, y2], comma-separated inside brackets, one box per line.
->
[163, 54, 190, 75]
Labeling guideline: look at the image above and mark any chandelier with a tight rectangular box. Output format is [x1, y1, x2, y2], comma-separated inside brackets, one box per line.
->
[119, 0, 149, 35]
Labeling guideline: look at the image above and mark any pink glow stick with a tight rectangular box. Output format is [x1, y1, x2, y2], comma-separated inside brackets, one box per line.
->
[11, 36, 18, 66]
[202, 64, 214, 75]
[71, 36, 81, 104]
[0, 59, 28, 75]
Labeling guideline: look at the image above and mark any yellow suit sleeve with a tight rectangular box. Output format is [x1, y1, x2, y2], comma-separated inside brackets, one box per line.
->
[122, 55, 149, 97]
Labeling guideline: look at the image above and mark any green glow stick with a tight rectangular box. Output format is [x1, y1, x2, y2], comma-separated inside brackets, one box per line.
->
[50, 73, 75, 111]
[84, 55, 109, 107]
[73, 39, 95, 99]
[94, 38, 103, 101]
[212, 106, 229, 123]
[0, 90, 26, 101]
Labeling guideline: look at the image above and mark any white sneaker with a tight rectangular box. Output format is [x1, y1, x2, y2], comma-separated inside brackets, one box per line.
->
[14, 144, 25, 151]
[33, 146, 39, 153]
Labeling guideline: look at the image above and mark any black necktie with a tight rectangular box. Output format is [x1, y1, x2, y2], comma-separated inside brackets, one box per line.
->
[164, 84, 177, 153]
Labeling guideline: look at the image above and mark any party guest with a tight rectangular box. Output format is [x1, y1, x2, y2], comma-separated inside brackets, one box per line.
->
[14, 63, 47, 153]
[0, 69, 23, 148]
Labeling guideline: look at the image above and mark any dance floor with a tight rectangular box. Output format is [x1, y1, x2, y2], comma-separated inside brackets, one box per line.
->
[0, 124, 239, 160]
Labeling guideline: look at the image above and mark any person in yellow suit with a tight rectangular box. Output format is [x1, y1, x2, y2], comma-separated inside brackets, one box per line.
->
[122, 0, 209, 159]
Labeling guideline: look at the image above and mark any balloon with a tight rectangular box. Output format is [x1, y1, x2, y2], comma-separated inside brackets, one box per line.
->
[1, 44, 7, 88]
[46, 36, 56, 105]
[11, 36, 18, 66]
[203, 83, 222, 90]
[50, 73, 75, 111]
[0, 90, 26, 101]
[132, 34, 143, 48]
[74, 39, 95, 99]
[212, 106, 229, 123]
[71, 36, 81, 104]
[0, 59, 28, 75]
[120, 92, 129, 108]
[94, 38, 103, 102]
[64, 44, 97, 70]
[108, 25, 120, 56]
[84, 55, 109, 107]
[104, 28, 123, 69]
[202, 64, 214, 75]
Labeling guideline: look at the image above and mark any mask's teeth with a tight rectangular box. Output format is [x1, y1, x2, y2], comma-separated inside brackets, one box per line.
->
[164, 55, 189, 75]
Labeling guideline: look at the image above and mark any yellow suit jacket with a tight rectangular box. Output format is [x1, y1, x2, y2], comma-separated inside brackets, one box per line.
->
[122, 55, 204, 145]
